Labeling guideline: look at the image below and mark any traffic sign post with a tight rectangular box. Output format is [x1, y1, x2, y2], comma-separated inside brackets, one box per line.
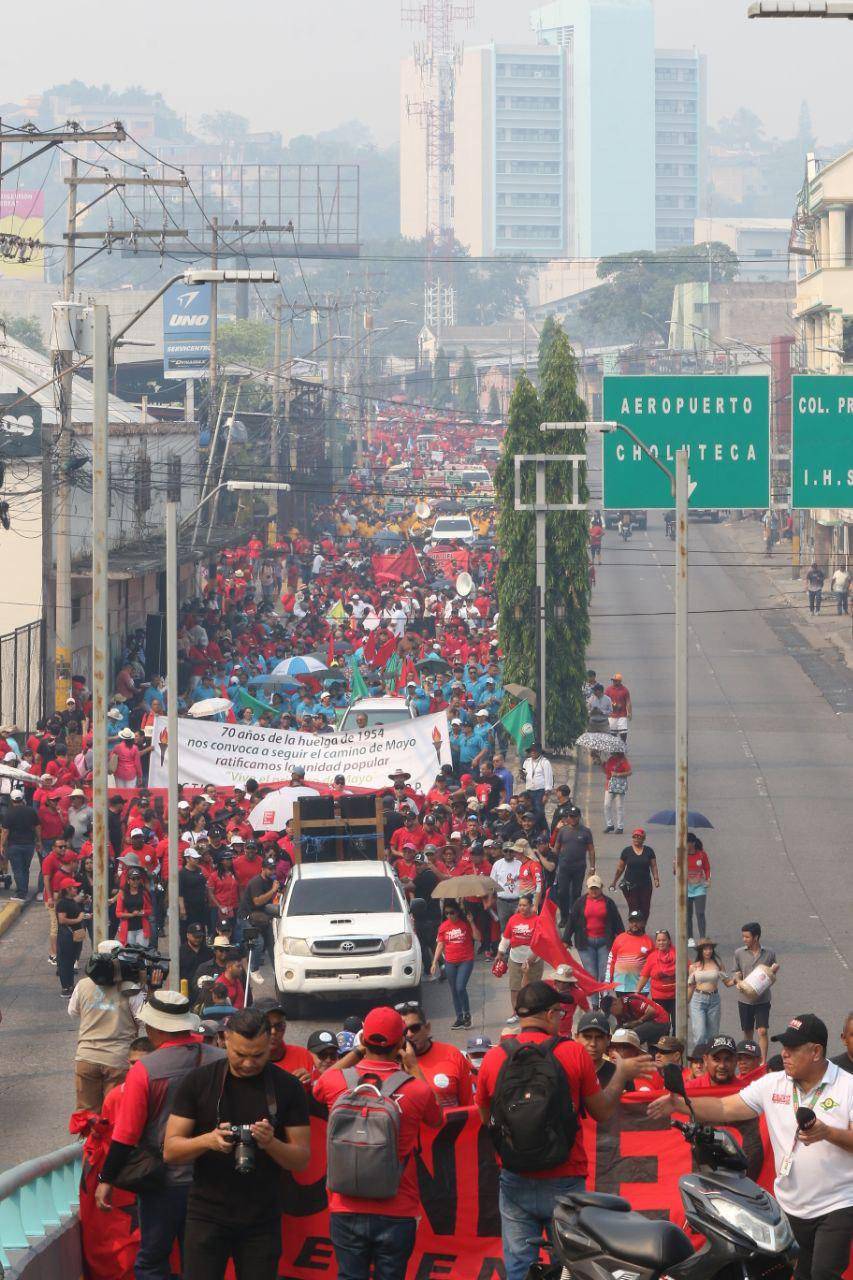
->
[602, 375, 770, 509]
[791, 375, 853, 508]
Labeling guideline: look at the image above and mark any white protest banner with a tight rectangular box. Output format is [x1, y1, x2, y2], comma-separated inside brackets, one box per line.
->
[147, 711, 452, 792]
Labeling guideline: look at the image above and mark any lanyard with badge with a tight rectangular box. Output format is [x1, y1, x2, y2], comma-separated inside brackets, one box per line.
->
[778, 1080, 826, 1177]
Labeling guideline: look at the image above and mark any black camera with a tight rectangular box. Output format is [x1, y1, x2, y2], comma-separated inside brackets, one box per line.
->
[115, 945, 170, 987]
[227, 1125, 256, 1175]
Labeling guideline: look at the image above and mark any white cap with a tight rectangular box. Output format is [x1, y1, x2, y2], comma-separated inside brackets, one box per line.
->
[129, 827, 145, 838]
[97, 939, 122, 955]
[177, 800, 190, 809]
[9, 789, 24, 800]
[451, 717, 462, 726]
[184, 850, 202, 860]
[107, 709, 122, 720]
[475, 709, 488, 717]
[3, 750, 17, 761]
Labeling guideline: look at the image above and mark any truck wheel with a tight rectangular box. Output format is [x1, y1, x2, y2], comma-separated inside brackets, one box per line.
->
[276, 989, 306, 1020]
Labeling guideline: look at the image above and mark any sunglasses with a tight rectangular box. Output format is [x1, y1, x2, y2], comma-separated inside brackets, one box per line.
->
[394, 1001, 421, 1013]
[404, 1022, 424, 1033]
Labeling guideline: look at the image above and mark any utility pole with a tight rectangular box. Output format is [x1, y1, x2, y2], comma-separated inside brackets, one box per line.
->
[53, 156, 78, 711]
[90, 303, 110, 946]
[209, 216, 219, 411]
[272, 298, 282, 471]
[326, 299, 336, 491]
[674, 449, 689, 1046]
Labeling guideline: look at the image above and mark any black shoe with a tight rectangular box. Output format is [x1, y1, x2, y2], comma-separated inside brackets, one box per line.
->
[603, 825, 614, 834]
[463, 1013, 472, 1028]
[47, 955, 57, 966]
[2, 875, 11, 890]
[450, 1018, 466, 1030]
[60, 988, 73, 998]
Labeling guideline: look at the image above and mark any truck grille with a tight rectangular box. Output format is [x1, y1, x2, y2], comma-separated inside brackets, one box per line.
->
[312, 937, 384, 955]
[304, 966, 392, 980]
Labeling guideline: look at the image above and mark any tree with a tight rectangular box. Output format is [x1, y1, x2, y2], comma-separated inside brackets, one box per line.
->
[456, 348, 478, 415]
[199, 111, 250, 145]
[432, 347, 452, 409]
[576, 243, 740, 346]
[495, 373, 543, 716]
[1, 314, 45, 354]
[536, 328, 590, 748]
[216, 320, 274, 410]
[537, 314, 561, 372]
[487, 385, 501, 419]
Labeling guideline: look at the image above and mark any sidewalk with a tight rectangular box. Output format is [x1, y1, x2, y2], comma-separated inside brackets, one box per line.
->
[720, 518, 853, 670]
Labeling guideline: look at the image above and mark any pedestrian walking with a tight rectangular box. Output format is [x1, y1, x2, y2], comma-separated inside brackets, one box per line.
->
[604, 673, 632, 743]
[494, 894, 542, 1022]
[610, 827, 659, 921]
[831, 564, 851, 615]
[432, 903, 480, 1029]
[563, 874, 623, 993]
[476, 980, 651, 1280]
[552, 806, 596, 922]
[602, 745, 631, 834]
[687, 938, 727, 1045]
[676, 831, 711, 944]
[606, 910, 653, 994]
[806, 562, 825, 614]
[490, 842, 523, 930]
[314, 1006, 443, 1280]
[55, 881, 90, 997]
[0, 789, 41, 896]
[732, 921, 780, 1063]
[520, 744, 553, 818]
[637, 929, 678, 1032]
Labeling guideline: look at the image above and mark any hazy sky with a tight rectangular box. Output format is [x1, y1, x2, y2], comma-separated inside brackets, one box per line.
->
[3, 1, 851, 149]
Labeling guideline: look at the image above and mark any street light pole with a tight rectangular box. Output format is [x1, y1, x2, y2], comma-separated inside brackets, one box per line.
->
[91, 305, 110, 946]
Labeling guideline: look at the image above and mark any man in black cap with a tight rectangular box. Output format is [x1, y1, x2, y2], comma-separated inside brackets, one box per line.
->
[307, 1030, 340, 1075]
[476, 981, 651, 1280]
[649, 1014, 853, 1280]
[736, 1039, 763, 1078]
[237, 857, 280, 968]
[180, 923, 213, 991]
[575, 1010, 616, 1086]
[553, 807, 595, 923]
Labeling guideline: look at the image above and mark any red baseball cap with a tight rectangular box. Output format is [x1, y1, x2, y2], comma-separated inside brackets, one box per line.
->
[632, 827, 646, 837]
[362, 1006, 406, 1048]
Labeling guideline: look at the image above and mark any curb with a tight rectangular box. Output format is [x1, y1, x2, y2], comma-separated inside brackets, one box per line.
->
[0, 897, 25, 939]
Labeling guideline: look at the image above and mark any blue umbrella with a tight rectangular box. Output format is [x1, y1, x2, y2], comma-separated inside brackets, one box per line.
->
[646, 809, 713, 829]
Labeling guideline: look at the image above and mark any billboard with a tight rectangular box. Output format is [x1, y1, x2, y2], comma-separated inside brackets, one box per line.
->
[163, 280, 212, 379]
[0, 190, 45, 280]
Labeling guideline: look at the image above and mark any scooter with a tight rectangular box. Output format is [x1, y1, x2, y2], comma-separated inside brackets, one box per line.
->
[532, 1063, 797, 1280]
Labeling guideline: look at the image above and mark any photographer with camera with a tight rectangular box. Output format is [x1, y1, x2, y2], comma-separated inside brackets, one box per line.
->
[69, 939, 141, 1109]
[163, 1007, 310, 1280]
[237, 856, 280, 969]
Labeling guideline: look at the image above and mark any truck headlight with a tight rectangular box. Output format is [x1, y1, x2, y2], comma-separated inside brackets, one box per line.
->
[280, 936, 310, 956]
[707, 1197, 794, 1252]
[385, 932, 413, 952]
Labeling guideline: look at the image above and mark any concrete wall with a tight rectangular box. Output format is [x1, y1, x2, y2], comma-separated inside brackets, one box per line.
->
[453, 46, 491, 255]
[0, 281, 164, 363]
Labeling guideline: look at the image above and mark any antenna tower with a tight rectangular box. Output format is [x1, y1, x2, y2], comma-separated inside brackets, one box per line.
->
[403, 0, 474, 253]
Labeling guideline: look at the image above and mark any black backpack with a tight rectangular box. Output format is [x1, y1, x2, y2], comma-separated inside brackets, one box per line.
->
[488, 1036, 578, 1173]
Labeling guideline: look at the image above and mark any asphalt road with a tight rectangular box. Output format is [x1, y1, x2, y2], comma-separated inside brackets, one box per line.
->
[586, 515, 852, 1045]
[1, 513, 851, 1169]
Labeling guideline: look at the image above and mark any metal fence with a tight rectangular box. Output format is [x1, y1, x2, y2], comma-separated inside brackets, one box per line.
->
[0, 620, 44, 733]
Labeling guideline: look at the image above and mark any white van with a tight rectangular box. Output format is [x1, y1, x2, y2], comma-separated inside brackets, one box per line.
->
[429, 514, 475, 545]
[338, 695, 415, 732]
[273, 861, 422, 1015]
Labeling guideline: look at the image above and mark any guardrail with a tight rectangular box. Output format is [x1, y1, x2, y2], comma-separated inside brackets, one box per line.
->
[0, 1144, 81, 1271]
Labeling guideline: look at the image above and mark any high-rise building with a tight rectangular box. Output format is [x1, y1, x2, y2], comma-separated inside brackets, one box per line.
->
[655, 49, 707, 250]
[450, 43, 569, 256]
[531, 0, 655, 257]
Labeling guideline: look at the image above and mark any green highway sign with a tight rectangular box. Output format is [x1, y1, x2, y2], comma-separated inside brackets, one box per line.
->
[791, 376, 853, 509]
[602, 375, 770, 510]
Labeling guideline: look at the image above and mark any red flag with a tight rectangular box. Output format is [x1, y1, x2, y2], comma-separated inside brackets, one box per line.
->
[530, 898, 615, 1007]
[371, 545, 424, 584]
[397, 655, 419, 692]
[326, 632, 335, 668]
[363, 628, 379, 664]
[372, 635, 397, 670]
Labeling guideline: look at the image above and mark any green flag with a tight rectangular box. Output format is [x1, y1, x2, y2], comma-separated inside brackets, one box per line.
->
[232, 686, 279, 719]
[349, 663, 369, 701]
[500, 700, 536, 754]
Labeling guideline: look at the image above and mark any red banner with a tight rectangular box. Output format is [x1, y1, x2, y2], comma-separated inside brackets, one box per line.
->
[80, 1095, 852, 1279]
[426, 546, 469, 577]
[371, 546, 424, 584]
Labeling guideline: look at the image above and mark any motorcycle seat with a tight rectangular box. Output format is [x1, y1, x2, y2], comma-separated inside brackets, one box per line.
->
[561, 1192, 631, 1213]
[578, 1208, 694, 1271]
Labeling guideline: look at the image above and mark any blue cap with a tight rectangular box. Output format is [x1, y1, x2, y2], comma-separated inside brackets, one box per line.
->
[466, 1036, 492, 1054]
[336, 1030, 356, 1053]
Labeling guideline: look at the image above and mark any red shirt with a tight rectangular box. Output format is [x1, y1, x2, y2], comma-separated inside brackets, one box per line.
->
[604, 683, 630, 715]
[111, 1033, 200, 1145]
[620, 992, 670, 1024]
[437, 918, 475, 963]
[583, 894, 608, 939]
[38, 805, 65, 840]
[412, 1039, 474, 1108]
[393, 856, 418, 882]
[208, 872, 239, 912]
[271, 1043, 314, 1075]
[518, 859, 543, 898]
[477, 1029, 599, 1178]
[638, 947, 677, 1002]
[502, 912, 537, 955]
[390, 825, 426, 853]
[233, 853, 264, 888]
[213, 972, 245, 1009]
[314, 1059, 442, 1216]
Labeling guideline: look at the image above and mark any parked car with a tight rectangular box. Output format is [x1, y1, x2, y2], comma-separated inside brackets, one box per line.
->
[274, 860, 423, 1015]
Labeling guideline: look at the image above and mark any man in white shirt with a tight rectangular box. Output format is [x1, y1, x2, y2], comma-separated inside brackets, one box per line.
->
[521, 744, 554, 818]
[490, 843, 523, 932]
[649, 1012, 853, 1280]
[830, 566, 850, 615]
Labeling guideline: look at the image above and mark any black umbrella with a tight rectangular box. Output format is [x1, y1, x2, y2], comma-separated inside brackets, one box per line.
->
[417, 654, 451, 675]
[646, 809, 713, 829]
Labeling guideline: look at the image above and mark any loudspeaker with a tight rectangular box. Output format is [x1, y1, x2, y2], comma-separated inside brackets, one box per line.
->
[145, 613, 166, 680]
[340, 795, 376, 821]
[296, 796, 335, 822]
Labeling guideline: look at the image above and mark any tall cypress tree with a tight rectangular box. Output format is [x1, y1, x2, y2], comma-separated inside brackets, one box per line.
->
[456, 347, 478, 415]
[432, 347, 452, 409]
[537, 326, 590, 748]
[495, 374, 542, 697]
[487, 385, 501, 419]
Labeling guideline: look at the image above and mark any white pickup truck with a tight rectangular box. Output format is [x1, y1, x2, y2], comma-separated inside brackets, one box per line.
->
[273, 860, 423, 1017]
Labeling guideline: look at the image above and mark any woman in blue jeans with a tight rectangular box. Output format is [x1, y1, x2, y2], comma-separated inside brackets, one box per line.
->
[563, 875, 624, 1006]
[687, 938, 728, 1044]
[432, 902, 480, 1029]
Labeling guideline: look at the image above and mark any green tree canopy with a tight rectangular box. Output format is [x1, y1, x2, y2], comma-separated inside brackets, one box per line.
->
[576, 243, 740, 346]
[456, 348, 478, 415]
[432, 347, 452, 409]
[487, 385, 501, 418]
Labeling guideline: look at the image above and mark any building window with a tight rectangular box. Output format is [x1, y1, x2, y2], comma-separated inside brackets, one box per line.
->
[506, 96, 560, 110]
[496, 224, 561, 240]
[508, 128, 560, 142]
[134, 455, 151, 514]
[656, 67, 676, 81]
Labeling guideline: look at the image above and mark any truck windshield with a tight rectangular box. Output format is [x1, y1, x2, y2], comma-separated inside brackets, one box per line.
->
[287, 877, 401, 915]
